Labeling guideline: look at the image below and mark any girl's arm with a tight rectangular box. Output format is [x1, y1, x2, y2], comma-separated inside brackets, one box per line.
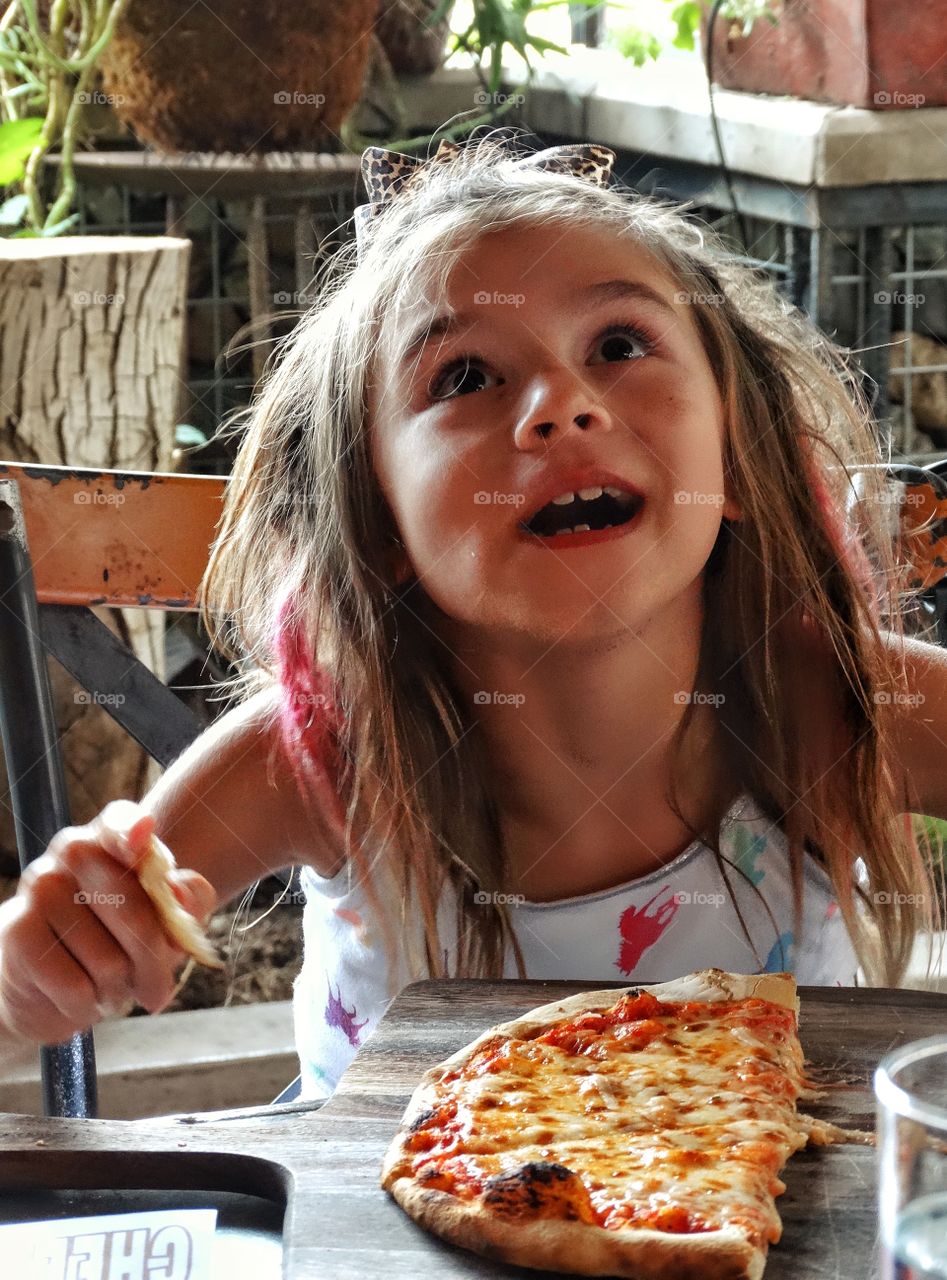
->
[0, 685, 345, 1049]
[879, 630, 947, 820]
[141, 682, 345, 902]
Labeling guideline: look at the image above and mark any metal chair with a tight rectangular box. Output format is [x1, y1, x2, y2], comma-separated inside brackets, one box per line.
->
[848, 460, 947, 646]
[0, 461, 302, 1117]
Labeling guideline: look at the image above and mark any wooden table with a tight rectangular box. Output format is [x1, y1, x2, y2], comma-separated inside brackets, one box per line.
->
[1, 980, 944, 1278]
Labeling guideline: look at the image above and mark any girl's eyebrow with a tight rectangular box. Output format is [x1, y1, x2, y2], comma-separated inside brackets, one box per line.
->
[398, 277, 676, 371]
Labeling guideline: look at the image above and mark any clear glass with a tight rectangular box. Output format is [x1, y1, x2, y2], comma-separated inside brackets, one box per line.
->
[876, 1037, 947, 1279]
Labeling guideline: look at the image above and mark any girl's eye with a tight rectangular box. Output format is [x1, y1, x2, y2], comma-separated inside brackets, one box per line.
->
[428, 353, 496, 401]
[591, 322, 655, 364]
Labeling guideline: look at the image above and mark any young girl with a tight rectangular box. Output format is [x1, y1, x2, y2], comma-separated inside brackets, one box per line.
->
[1, 132, 945, 1101]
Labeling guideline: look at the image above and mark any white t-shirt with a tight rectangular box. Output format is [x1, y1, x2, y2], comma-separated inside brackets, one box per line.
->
[292, 792, 858, 1098]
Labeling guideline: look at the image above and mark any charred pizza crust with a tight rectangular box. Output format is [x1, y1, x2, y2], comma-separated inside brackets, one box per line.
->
[382, 969, 804, 1279]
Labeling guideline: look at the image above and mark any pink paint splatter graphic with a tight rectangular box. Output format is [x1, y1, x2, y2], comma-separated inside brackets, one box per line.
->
[334, 907, 363, 929]
[616, 886, 680, 976]
[324, 981, 368, 1047]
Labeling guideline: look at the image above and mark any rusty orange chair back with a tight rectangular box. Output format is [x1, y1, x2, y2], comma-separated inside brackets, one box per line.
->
[0, 462, 224, 1117]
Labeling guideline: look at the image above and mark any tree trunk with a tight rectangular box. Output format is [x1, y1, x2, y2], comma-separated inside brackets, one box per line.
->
[0, 236, 190, 873]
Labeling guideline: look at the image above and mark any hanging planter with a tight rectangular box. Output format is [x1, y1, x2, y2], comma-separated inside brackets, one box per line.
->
[702, 0, 947, 110]
[97, 0, 379, 153]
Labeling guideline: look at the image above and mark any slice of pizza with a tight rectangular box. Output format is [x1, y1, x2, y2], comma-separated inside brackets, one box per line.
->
[137, 833, 224, 971]
[381, 969, 819, 1279]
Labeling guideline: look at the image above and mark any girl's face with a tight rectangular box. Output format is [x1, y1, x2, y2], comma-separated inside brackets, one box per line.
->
[369, 221, 739, 647]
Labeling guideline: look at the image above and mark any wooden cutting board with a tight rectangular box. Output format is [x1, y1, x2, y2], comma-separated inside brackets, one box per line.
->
[1, 980, 943, 1278]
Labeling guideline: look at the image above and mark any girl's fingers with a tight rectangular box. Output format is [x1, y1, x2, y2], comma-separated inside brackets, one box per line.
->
[77, 876, 185, 1013]
[1, 967, 96, 1046]
[12, 920, 99, 1030]
[44, 895, 135, 1014]
[25, 852, 185, 1013]
[88, 801, 156, 871]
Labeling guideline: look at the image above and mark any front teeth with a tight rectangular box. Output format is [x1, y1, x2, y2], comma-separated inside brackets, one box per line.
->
[552, 484, 626, 506]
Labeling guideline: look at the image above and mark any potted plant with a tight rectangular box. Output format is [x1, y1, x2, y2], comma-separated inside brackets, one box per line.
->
[96, 0, 380, 153]
[693, 0, 947, 110]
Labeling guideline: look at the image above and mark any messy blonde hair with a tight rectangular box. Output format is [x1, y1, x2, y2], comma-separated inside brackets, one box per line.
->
[200, 131, 940, 989]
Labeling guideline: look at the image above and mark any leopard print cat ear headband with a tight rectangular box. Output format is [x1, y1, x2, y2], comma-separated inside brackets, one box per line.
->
[353, 137, 617, 258]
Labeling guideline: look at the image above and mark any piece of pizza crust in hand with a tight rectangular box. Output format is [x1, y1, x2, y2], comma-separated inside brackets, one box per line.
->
[137, 834, 224, 971]
[381, 969, 824, 1280]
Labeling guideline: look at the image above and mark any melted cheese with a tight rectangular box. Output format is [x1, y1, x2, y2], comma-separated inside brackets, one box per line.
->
[405, 995, 808, 1249]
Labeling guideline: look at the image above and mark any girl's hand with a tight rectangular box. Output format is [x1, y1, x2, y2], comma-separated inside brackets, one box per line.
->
[0, 800, 217, 1049]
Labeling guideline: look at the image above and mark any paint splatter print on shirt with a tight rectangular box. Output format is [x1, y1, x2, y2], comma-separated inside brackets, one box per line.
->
[732, 826, 768, 885]
[616, 885, 680, 975]
[324, 980, 368, 1048]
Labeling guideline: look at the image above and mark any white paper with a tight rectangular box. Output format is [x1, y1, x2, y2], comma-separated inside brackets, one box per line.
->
[0, 1207, 217, 1280]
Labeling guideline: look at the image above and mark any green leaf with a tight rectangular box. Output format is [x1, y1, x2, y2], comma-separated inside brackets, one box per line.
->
[0, 116, 43, 186]
[609, 25, 663, 66]
[670, 2, 702, 51]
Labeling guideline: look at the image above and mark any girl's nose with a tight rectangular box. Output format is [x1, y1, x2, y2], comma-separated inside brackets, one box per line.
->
[512, 372, 613, 447]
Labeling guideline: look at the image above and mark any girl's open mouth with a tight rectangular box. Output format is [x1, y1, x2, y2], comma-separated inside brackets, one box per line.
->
[518, 488, 645, 549]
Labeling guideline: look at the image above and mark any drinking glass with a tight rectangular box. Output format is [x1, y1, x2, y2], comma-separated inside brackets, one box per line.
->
[876, 1036, 947, 1279]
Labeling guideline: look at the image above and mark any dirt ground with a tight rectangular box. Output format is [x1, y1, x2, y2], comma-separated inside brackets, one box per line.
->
[160, 875, 304, 1013]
